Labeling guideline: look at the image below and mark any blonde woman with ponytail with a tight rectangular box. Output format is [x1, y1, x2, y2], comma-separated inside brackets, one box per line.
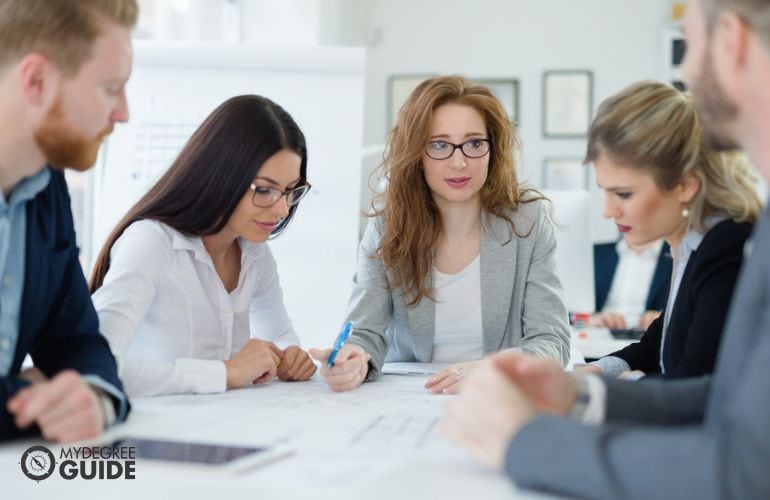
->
[310, 76, 571, 393]
[577, 80, 760, 379]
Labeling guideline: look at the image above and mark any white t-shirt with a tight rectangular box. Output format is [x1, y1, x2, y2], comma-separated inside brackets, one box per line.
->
[92, 219, 300, 397]
[431, 255, 484, 362]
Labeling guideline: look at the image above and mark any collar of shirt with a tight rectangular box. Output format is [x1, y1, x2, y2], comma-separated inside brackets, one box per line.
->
[0, 167, 51, 209]
[615, 237, 664, 261]
[675, 215, 727, 260]
[168, 229, 267, 274]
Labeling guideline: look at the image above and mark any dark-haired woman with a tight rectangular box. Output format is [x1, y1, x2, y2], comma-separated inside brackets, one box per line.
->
[91, 95, 316, 397]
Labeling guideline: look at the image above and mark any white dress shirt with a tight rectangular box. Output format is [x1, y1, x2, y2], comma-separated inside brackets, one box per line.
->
[431, 255, 484, 363]
[92, 219, 300, 397]
[602, 238, 663, 325]
[594, 239, 663, 376]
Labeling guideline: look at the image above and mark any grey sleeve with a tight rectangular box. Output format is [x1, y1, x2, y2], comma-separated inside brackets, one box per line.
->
[506, 416, 717, 500]
[343, 219, 393, 381]
[504, 333, 770, 499]
[604, 376, 710, 424]
[519, 203, 571, 366]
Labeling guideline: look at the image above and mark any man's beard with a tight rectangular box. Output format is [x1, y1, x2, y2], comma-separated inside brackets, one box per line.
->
[33, 97, 114, 171]
[689, 52, 741, 151]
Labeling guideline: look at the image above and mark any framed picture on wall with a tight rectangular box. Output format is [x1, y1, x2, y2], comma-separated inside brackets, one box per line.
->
[542, 70, 593, 138]
[542, 157, 588, 190]
[387, 74, 432, 130]
[476, 78, 519, 125]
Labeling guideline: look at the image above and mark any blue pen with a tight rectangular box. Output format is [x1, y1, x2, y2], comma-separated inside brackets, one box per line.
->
[327, 321, 353, 367]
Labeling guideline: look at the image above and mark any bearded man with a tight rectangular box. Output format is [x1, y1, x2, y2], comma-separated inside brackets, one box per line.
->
[0, 0, 138, 441]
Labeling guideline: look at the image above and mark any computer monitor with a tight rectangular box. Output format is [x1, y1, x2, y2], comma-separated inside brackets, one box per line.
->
[541, 190, 596, 313]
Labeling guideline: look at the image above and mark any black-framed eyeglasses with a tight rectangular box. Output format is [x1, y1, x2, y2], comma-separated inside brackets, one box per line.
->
[425, 139, 491, 160]
[249, 182, 311, 208]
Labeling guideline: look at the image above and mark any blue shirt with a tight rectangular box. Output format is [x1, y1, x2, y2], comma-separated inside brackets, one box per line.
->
[0, 168, 51, 376]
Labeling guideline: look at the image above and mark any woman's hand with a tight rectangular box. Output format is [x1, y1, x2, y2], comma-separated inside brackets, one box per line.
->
[425, 361, 480, 395]
[224, 339, 283, 389]
[309, 344, 370, 392]
[277, 345, 317, 381]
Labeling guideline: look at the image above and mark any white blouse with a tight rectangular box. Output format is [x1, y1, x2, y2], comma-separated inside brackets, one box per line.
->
[431, 255, 484, 363]
[92, 219, 300, 397]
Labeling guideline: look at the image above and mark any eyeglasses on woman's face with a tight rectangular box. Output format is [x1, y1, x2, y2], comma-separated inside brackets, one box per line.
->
[424, 138, 491, 160]
[249, 182, 311, 208]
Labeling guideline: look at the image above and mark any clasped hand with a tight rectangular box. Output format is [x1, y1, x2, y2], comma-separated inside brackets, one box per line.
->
[224, 340, 316, 389]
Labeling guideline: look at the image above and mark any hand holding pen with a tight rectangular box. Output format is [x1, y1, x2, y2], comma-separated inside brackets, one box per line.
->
[309, 322, 371, 392]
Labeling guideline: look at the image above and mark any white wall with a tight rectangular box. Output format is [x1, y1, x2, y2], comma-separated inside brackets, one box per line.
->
[132, 0, 676, 243]
[330, 0, 672, 242]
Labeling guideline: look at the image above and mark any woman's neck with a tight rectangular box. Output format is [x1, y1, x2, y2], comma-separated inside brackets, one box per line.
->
[202, 229, 242, 293]
[201, 229, 238, 261]
[665, 220, 690, 259]
[436, 197, 482, 241]
[433, 197, 482, 275]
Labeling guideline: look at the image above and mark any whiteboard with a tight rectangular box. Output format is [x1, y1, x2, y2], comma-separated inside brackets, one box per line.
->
[93, 42, 366, 350]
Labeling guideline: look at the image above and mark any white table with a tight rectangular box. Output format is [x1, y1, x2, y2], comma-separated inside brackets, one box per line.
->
[571, 326, 637, 360]
[1, 374, 561, 500]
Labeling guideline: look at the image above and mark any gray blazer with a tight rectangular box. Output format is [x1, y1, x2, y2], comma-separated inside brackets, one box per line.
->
[506, 203, 770, 500]
[345, 199, 570, 380]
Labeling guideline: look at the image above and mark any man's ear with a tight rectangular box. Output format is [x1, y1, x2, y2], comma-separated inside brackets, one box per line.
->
[712, 11, 750, 98]
[17, 53, 59, 108]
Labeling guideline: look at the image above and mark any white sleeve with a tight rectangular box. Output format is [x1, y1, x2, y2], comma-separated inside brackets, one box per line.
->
[92, 221, 226, 396]
[569, 373, 607, 425]
[249, 245, 300, 349]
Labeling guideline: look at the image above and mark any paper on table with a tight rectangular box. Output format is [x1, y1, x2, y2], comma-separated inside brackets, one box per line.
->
[381, 362, 452, 376]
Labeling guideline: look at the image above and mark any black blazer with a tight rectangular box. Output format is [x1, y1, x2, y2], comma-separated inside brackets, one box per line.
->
[0, 168, 129, 439]
[606, 219, 753, 378]
[594, 240, 672, 312]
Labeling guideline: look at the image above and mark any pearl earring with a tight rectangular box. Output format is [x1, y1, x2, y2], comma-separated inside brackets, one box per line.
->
[681, 207, 690, 218]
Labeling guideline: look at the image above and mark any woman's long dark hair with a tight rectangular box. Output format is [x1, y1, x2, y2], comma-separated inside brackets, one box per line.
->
[89, 94, 307, 292]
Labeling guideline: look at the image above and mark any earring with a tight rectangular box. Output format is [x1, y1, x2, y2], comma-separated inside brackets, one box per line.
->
[681, 207, 690, 218]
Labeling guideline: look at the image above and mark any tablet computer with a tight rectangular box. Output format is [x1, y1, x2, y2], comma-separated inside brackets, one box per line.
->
[110, 437, 292, 473]
[609, 328, 645, 340]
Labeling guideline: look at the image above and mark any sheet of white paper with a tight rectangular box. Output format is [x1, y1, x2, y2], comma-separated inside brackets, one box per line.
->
[99, 375, 467, 490]
[381, 362, 452, 375]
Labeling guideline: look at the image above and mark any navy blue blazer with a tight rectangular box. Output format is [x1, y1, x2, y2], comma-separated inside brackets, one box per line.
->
[607, 219, 753, 378]
[0, 168, 128, 440]
[594, 240, 672, 312]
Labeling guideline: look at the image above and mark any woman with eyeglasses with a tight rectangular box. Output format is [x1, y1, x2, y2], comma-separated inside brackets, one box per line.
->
[89, 95, 317, 397]
[310, 76, 570, 393]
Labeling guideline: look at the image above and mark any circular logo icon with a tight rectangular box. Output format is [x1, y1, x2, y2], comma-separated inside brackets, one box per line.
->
[20, 445, 56, 481]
